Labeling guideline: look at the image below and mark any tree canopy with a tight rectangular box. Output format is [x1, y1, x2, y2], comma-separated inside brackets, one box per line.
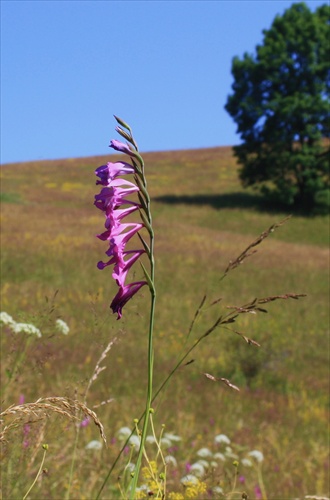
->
[225, 2, 330, 211]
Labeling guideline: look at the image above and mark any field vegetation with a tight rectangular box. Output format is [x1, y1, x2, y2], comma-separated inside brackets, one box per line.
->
[1, 146, 329, 499]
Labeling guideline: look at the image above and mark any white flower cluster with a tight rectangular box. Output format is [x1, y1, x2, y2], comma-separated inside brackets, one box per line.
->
[0, 312, 16, 327]
[214, 433, 231, 445]
[117, 427, 180, 471]
[248, 449, 264, 463]
[181, 474, 199, 485]
[12, 323, 42, 337]
[180, 433, 264, 488]
[118, 427, 181, 450]
[183, 438, 236, 483]
[1, 312, 70, 338]
[85, 440, 102, 450]
[0, 312, 41, 338]
[115, 426, 265, 494]
[117, 426, 141, 450]
[55, 318, 70, 335]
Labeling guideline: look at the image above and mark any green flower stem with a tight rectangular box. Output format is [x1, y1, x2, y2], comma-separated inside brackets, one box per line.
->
[129, 222, 156, 499]
[149, 416, 165, 463]
[23, 445, 48, 500]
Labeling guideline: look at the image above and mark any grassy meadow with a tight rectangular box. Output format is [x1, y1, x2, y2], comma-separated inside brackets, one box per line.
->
[1, 146, 329, 499]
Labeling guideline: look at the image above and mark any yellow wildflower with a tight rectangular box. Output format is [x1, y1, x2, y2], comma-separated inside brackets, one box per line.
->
[142, 460, 158, 480]
[197, 481, 207, 495]
[168, 493, 185, 500]
[184, 479, 208, 499]
[134, 489, 147, 499]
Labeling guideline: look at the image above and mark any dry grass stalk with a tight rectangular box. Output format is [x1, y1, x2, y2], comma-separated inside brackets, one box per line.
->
[93, 398, 114, 409]
[226, 293, 306, 314]
[187, 295, 207, 337]
[0, 396, 106, 444]
[223, 215, 292, 276]
[305, 496, 330, 500]
[223, 327, 261, 347]
[85, 336, 118, 401]
[27, 419, 46, 470]
[204, 372, 240, 391]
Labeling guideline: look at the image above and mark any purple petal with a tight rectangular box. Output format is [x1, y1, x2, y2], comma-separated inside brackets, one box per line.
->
[98, 222, 143, 244]
[95, 161, 135, 186]
[97, 259, 115, 270]
[104, 205, 140, 231]
[110, 139, 135, 156]
[94, 183, 139, 213]
[97, 224, 144, 270]
[110, 281, 147, 319]
[112, 250, 145, 287]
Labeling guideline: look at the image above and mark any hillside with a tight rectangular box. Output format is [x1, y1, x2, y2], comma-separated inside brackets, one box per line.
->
[1, 146, 329, 499]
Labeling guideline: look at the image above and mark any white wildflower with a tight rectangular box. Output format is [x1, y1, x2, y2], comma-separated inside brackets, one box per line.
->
[85, 440, 102, 450]
[248, 450, 264, 463]
[146, 435, 156, 444]
[213, 452, 226, 462]
[117, 427, 132, 439]
[13, 323, 42, 338]
[135, 485, 147, 494]
[126, 462, 136, 472]
[241, 458, 253, 467]
[213, 486, 224, 494]
[163, 432, 181, 442]
[129, 435, 141, 450]
[190, 462, 205, 477]
[214, 433, 231, 445]
[181, 474, 199, 485]
[196, 447, 213, 458]
[0, 312, 16, 326]
[55, 318, 69, 335]
[225, 446, 238, 459]
[164, 455, 177, 467]
[196, 459, 209, 468]
[0, 313, 42, 337]
[210, 460, 218, 468]
[160, 437, 172, 448]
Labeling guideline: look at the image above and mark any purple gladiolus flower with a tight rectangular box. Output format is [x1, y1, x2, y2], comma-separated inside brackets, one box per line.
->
[103, 206, 140, 233]
[112, 250, 145, 287]
[110, 281, 147, 319]
[95, 161, 135, 186]
[97, 224, 143, 268]
[110, 139, 136, 156]
[98, 222, 143, 244]
[94, 181, 139, 213]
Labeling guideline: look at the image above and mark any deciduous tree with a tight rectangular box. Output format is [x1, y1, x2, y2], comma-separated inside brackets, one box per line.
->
[225, 2, 329, 211]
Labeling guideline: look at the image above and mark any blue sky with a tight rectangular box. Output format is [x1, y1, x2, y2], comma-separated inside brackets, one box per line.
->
[1, 0, 326, 164]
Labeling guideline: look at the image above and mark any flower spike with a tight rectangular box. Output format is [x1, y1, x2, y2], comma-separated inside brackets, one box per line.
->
[95, 121, 149, 318]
